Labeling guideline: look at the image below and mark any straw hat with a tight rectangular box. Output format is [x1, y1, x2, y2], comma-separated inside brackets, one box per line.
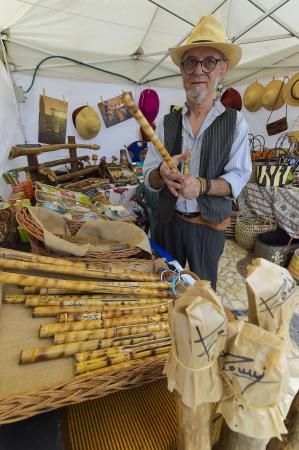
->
[221, 87, 242, 111]
[283, 72, 299, 106]
[243, 81, 265, 112]
[169, 15, 241, 70]
[72, 105, 101, 140]
[262, 79, 285, 111]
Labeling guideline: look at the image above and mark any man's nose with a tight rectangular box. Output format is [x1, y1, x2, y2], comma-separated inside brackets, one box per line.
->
[194, 61, 204, 75]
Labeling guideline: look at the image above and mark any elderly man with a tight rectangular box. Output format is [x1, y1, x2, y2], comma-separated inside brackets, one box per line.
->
[142, 15, 252, 289]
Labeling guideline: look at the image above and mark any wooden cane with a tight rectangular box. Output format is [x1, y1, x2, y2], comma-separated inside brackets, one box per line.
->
[9, 143, 100, 159]
[25, 296, 169, 307]
[40, 313, 169, 337]
[0, 272, 171, 297]
[121, 92, 180, 174]
[75, 345, 170, 375]
[74, 336, 171, 362]
[54, 321, 169, 344]
[20, 330, 169, 363]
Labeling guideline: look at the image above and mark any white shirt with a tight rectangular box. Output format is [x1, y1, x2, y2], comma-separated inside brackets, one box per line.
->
[143, 100, 252, 213]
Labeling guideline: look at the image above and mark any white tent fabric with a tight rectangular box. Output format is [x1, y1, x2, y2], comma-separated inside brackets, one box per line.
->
[1, 0, 299, 89]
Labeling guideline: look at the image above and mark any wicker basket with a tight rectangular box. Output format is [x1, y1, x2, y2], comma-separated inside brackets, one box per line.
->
[254, 229, 299, 267]
[235, 210, 276, 250]
[16, 207, 143, 261]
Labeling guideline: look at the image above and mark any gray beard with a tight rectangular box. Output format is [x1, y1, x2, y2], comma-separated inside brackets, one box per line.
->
[186, 88, 207, 104]
[186, 77, 220, 104]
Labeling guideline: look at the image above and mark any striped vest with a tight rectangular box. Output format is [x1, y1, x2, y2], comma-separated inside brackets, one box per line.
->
[158, 107, 237, 224]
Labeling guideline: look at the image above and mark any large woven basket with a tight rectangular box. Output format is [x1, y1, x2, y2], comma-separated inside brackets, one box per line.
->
[235, 210, 276, 250]
[254, 229, 299, 267]
[16, 207, 143, 261]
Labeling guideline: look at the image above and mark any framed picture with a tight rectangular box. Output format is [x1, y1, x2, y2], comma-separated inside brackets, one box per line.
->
[38, 95, 68, 144]
[98, 93, 133, 128]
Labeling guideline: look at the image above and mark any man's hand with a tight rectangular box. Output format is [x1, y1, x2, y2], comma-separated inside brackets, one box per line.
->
[178, 176, 204, 199]
[159, 151, 190, 197]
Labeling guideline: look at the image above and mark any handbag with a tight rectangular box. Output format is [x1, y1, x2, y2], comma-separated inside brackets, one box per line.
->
[256, 163, 292, 187]
[266, 81, 288, 136]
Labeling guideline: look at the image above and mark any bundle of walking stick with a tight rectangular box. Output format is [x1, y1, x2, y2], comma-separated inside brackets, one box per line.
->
[1, 249, 173, 376]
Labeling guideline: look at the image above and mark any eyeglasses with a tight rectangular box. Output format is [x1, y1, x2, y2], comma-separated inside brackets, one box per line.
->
[181, 57, 226, 75]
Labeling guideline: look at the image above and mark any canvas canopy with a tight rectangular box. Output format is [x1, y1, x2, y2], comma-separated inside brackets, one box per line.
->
[0, 0, 298, 90]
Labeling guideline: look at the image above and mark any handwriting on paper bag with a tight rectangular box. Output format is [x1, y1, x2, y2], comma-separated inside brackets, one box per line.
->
[221, 352, 278, 394]
[259, 272, 296, 318]
[194, 318, 226, 361]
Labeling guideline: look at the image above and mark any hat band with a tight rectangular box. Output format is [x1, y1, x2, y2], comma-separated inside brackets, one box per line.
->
[191, 39, 213, 44]
[291, 79, 299, 100]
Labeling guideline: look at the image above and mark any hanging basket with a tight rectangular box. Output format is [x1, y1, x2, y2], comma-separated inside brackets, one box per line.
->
[235, 210, 276, 250]
[254, 229, 299, 267]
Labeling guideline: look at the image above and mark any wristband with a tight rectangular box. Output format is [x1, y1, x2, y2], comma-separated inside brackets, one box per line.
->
[157, 161, 163, 178]
[205, 178, 212, 194]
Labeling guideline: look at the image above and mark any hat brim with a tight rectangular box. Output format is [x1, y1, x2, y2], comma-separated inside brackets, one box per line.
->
[168, 42, 242, 70]
[283, 73, 299, 106]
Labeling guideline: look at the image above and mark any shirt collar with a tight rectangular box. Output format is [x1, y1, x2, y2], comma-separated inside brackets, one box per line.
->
[182, 99, 225, 117]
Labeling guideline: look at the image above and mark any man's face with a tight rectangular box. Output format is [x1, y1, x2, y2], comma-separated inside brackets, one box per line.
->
[181, 47, 228, 104]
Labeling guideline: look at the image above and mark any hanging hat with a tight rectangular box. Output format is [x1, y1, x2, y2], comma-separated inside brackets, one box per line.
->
[168, 15, 241, 70]
[221, 87, 242, 111]
[138, 89, 160, 124]
[72, 105, 101, 140]
[283, 73, 299, 106]
[262, 79, 285, 111]
[243, 81, 265, 112]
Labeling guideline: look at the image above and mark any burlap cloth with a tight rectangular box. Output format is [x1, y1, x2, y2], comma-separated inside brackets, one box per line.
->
[28, 207, 151, 257]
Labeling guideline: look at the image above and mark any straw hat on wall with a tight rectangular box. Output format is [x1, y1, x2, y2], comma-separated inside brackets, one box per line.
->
[262, 79, 285, 111]
[243, 81, 265, 112]
[283, 73, 299, 106]
[72, 105, 101, 140]
[168, 15, 241, 70]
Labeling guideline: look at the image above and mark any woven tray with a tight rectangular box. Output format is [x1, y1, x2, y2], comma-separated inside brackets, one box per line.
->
[16, 208, 143, 261]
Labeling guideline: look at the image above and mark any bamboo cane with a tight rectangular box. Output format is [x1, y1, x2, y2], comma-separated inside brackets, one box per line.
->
[33, 303, 169, 317]
[4, 294, 27, 304]
[74, 337, 171, 362]
[121, 92, 180, 174]
[20, 339, 104, 364]
[183, 154, 190, 175]
[40, 313, 169, 337]
[38, 287, 171, 295]
[24, 287, 40, 294]
[0, 248, 159, 281]
[26, 297, 168, 307]
[75, 345, 170, 375]
[0, 259, 166, 287]
[54, 321, 170, 344]
[20, 331, 169, 363]
[0, 272, 171, 296]
[78, 352, 168, 377]
[9, 143, 100, 158]
[92, 330, 169, 350]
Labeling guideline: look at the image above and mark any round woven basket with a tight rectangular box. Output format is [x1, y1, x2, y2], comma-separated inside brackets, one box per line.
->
[235, 210, 276, 250]
[16, 207, 143, 261]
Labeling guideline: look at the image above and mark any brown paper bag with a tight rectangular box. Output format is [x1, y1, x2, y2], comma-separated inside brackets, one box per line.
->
[217, 320, 289, 440]
[164, 280, 227, 408]
[246, 258, 298, 380]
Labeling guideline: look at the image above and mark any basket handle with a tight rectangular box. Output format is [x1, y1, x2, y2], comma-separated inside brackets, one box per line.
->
[237, 208, 275, 225]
